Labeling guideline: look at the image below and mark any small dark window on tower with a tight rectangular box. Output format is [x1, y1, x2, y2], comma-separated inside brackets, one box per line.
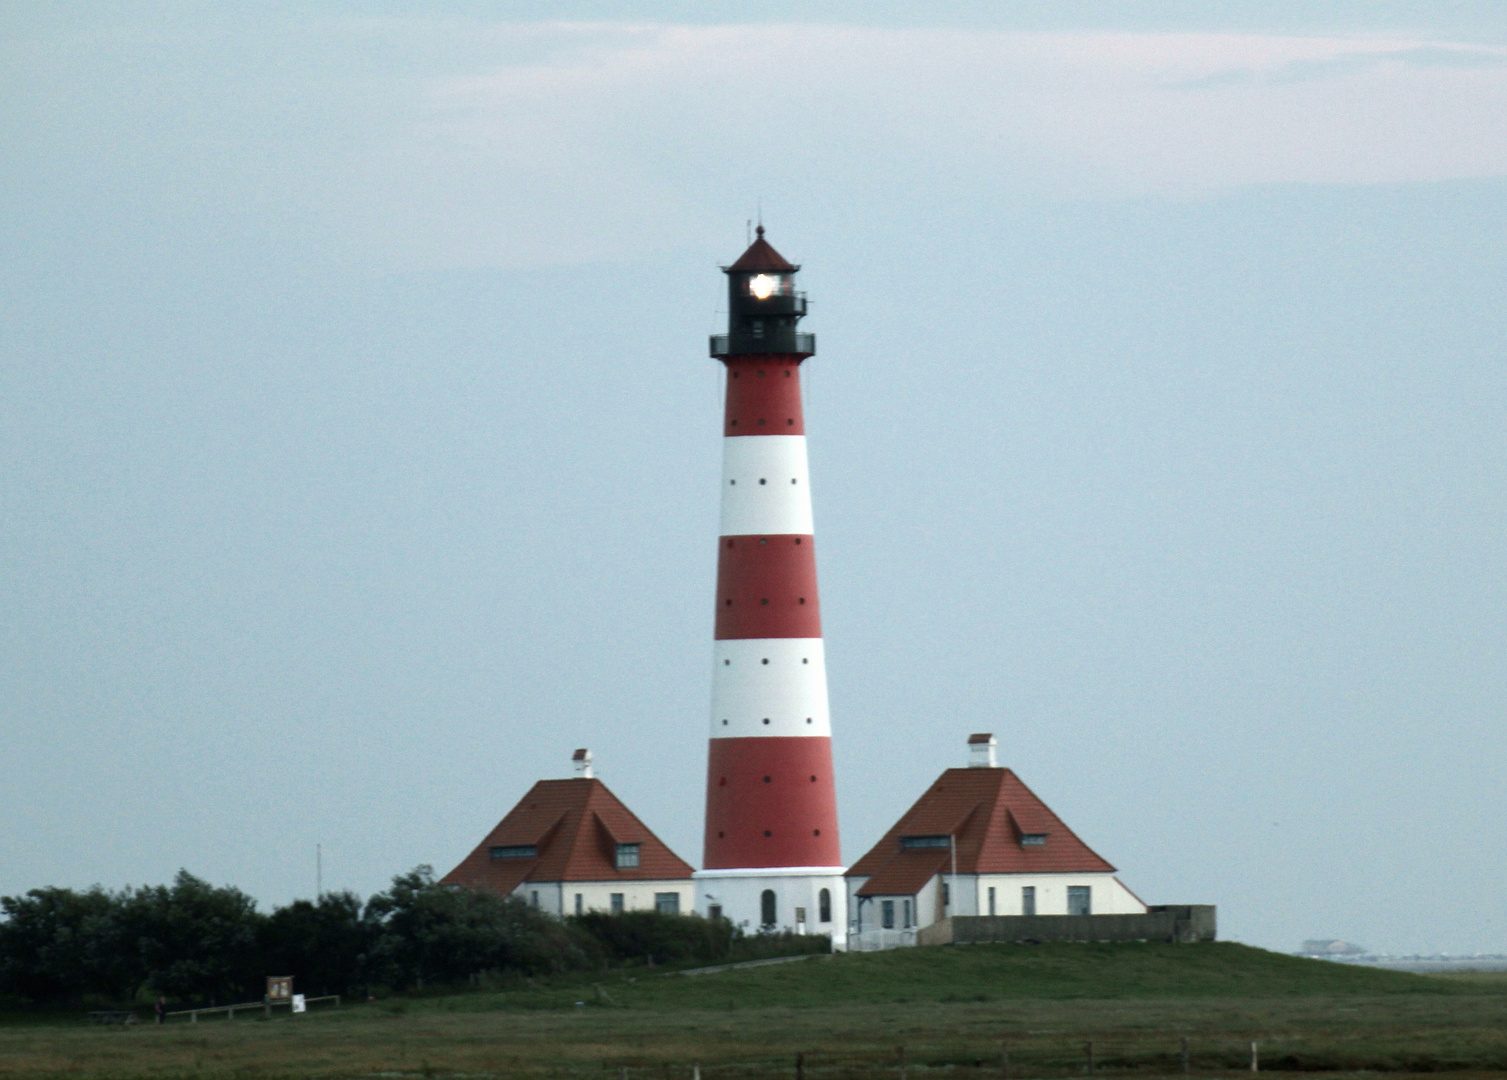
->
[725, 599, 732, 606]
[790, 477, 797, 482]
[730, 419, 738, 426]
[806, 717, 812, 724]
[719, 776, 726, 785]
[762, 718, 770, 725]
[721, 719, 728, 726]
[787, 418, 794, 425]
[760, 598, 769, 605]
[784, 370, 791, 377]
[758, 418, 765, 425]
[760, 537, 767, 544]
[724, 659, 730, 665]
[794, 538, 802, 544]
[813, 828, 820, 835]
[809, 775, 817, 782]
[615, 843, 641, 869]
[717, 831, 724, 838]
[756, 367, 765, 375]
[759, 478, 766, 485]
[763, 830, 772, 837]
[763, 775, 771, 783]
[762, 658, 769, 664]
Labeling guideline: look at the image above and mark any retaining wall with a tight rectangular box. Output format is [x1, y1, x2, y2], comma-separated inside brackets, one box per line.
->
[917, 905, 1216, 946]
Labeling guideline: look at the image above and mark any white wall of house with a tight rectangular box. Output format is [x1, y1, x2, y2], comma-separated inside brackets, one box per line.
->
[694, 867, 847, 946]
[848, 872, 1145, 933]
[510, 879, 694, 917]
[972, 873, 1145, 917]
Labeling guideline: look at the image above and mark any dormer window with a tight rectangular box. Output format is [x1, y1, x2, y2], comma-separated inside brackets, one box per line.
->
[899, 835, 950, 849]
[1020, 833, 1048, 847]
[615, 843, 641, 869]
[490, 845, 536, 859]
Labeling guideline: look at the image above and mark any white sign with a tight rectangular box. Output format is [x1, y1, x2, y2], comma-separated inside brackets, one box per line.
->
[291, 994, 306, 1014]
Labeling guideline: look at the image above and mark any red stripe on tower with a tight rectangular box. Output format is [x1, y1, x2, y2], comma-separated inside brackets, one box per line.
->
[695, 228, 846, 941]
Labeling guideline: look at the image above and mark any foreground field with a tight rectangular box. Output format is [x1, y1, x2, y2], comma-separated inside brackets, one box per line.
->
[3, 944, 1505, 1078]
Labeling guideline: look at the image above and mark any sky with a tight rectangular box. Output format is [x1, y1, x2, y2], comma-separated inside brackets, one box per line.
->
[2, 2, 1504, 955]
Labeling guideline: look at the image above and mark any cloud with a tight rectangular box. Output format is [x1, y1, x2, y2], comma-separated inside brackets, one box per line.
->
[1173, 43, 1507, 88]
[6, 17, 1507, 270]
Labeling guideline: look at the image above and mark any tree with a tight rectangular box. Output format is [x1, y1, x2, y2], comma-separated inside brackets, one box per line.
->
[0, 886, 134, 1003]
[121, 870, 265, 1003]
[362, 866, 592, 987]
[259, 891, 371, 997]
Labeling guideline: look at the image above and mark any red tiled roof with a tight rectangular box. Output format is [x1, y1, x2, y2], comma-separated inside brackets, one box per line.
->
[440, 778, 693, 896]
[726, 227, 797, 273]
[849, 768, 1114, 895]
[858, 848, 949, 897]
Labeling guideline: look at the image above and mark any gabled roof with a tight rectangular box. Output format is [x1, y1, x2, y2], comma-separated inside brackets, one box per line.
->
[848, 768, 1114, 895]
[726, 226, 798, 273]
[440, 778, 693, 896]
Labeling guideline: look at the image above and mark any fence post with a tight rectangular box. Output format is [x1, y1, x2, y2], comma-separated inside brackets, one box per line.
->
[228, 1006, 235, 1022]
[1084, 1040, 1094, 1075]
[190, 1011, 198, 1024]
[796, 1052, 805, 1080]
[897, 1044, 907, 1080]
[1180, 1036, 1188, 1075]
[1000, 1040, 1009, 1080]
[1250, 1040, 1259, 1072]
[693, 1066, 701, 1080]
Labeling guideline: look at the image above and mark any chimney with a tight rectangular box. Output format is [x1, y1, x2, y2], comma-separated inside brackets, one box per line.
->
[572, 748, 593, 779]
[967, 733, 997, 768]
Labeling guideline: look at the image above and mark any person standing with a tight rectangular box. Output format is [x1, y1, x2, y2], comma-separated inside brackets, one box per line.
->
[154, 997, 166, 1025]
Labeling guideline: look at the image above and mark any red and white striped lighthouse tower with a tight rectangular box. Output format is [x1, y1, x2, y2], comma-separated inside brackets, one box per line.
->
[693, 228, 846, 944]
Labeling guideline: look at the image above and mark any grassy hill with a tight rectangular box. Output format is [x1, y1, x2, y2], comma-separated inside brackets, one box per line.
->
[3, 945, 1504, 1079]
[422, 941, 1468, 1013]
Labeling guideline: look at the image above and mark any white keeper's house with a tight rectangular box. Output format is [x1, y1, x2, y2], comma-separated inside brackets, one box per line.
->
[441, 750, 695, 917]
[845, 734, 1146, 948]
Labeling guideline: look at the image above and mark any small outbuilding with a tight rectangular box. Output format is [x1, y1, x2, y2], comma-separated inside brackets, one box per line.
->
[441, 749, 695, 917]
[846, 734, 1146, 947]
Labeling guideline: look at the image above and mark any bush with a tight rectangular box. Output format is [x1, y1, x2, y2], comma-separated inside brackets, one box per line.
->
[571, 910, 735, 966]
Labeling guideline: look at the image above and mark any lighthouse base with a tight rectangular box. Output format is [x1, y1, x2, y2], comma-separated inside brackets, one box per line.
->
[694, 866, 848, 950]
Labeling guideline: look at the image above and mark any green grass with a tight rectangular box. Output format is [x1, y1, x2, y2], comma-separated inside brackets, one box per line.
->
[3, 944, 1504, 1078]
[404, 941, 1469, 1013]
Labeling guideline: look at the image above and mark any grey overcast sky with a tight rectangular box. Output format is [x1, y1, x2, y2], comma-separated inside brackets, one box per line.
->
[2, 2, 1504, 954]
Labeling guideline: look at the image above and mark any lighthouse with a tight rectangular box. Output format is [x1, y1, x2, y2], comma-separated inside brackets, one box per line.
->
[693, 228, 847, 946]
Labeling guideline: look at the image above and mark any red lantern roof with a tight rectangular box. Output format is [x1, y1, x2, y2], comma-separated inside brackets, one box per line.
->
[726, 225, 798, 273]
